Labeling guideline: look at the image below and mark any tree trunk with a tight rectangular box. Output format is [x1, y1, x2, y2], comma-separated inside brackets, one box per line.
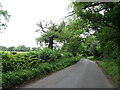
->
[48, 37, 53, 49]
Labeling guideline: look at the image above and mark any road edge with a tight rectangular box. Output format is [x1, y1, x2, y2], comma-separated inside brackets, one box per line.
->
[13, 59, 82, 89]
[95, 61, 119, 88]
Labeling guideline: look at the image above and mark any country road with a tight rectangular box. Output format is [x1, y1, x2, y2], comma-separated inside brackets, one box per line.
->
[20, 58, 112, 88]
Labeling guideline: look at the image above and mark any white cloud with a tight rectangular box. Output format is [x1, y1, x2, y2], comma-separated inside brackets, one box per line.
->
[0, 0, 70, 47]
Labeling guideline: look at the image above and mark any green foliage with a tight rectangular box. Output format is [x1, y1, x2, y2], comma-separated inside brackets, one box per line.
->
[65, 38, 81, 56]
[2, 48, 61, 72]
[61, 19, 85, 56]
[8, 46, 16, 51]
[2, 53, 80, 88]
[71, 2, 120, 59]
[62, 52, 73, 58]
[16, 45, 30, 52]
[0, 46, 7, 51]
[36, 20, 66, 49]
[2, 2, 120, 88]
[87, 40, 100, 57]
[99, 59, 120, 86]
[0, 2, 10, 31]
[38, 48, 61, 62]
[1, 47, 80, 88]
[6, 45, 31, 52]
[65, 2, 120, 85]
[39, 48, 53, 61]
[87, 56, 94, 60]
[2, 48, 73, 73]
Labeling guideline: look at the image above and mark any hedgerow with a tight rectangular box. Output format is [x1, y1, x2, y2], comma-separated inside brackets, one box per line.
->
[1, 48, 80, 88]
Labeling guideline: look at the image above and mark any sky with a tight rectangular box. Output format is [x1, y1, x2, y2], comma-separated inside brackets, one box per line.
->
[0, 0, 70, 48]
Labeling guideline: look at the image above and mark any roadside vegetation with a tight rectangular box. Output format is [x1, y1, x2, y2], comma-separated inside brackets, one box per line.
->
[87, 56, 119, 86]
[99, 59, 120, 87]
[1, 1, 120, 88]
[71, 2, 120, 87]
[1, 48, 80, 88]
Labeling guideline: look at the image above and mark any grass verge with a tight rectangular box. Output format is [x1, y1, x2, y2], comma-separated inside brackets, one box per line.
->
[98, 60, 120, 87]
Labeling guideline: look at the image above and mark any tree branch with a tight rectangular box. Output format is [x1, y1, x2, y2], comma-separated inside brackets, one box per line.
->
[81, 2, 104, 9]
[36, 21, 47, 33]
[60, 11, 75, 20]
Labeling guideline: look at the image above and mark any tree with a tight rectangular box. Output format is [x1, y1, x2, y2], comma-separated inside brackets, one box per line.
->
[8, 46, 16, 51]
[0, 2, 10, 31]
[68, 2, 120, 59]
[36, 20, 66, 49]
[59, 19, 86, 56]
[0, 46, 7, 51]
[16, 45, 30, 52]
[32, 47, 37, 51]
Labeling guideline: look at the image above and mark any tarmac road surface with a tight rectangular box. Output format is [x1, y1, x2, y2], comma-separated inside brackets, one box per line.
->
[20, 58, 112, 88]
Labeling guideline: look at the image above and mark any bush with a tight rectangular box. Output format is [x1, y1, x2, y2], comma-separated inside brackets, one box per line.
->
[2, 56, 80, 88]
[39, 48, 62, 62]
[78, 54, 83, 58]
[39, 48, 55, 62]
[87, 56, 94, 60]
[52, 49, 62, 59]
[2, 48, 81, 88]
[62, 52, 73, 58]
[2, 52, 27, 72]
[2, 49, 62, 72]
[2, 70, 34, 88]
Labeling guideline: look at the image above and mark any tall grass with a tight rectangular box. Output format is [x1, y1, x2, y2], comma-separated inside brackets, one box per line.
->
[99, 59, 120, 86]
